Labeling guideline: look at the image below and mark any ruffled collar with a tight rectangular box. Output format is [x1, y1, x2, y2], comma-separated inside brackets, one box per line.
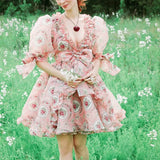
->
[52, 12, 94, 50]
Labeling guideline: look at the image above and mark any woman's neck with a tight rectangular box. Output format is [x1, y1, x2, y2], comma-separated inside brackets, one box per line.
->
[64, 3, 79, 20]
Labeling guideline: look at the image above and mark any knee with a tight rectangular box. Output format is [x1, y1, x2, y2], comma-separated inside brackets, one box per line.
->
[57, 135, 73, 156]
[74, 139, 86, 153]
[59, 142, 73, 155]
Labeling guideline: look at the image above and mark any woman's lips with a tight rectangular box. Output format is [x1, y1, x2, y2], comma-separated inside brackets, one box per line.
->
[62, 4, 68, 8]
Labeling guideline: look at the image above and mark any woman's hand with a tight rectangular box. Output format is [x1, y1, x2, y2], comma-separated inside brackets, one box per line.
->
[67, 79, 82, 88]
[61, 74, 82, 88]
[77, 59, 100, 85]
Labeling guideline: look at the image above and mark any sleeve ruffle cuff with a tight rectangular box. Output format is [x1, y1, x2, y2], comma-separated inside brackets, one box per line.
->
[99, 53, 121, 76]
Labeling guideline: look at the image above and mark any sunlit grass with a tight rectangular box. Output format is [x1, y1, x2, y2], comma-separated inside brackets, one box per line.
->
[0, 14, 160, 160]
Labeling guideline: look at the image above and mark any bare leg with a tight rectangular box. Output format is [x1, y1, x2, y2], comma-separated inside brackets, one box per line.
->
[73, 133, 89, 160]
[56, 134, 73, 160]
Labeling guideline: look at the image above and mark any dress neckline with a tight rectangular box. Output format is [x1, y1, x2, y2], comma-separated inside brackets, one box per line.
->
[60, 13, 88, 49]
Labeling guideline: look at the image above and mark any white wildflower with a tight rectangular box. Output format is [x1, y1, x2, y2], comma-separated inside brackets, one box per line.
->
[157, 28, 160, 32]
[13, 50, 17, 55]
[147, 129, 157, 141]
[145, 36, 151, 43]
[22, 91, 28, 97]
[145, 18, 150, 22]
[3, 59, 7, 65]
[150, 144, 155, 147]
[33, 70, 38, 77]
[155, 23, 158, 27]
[117, 30, 126, 41]
[4, 50, 8, 57]
[137, 18, 142, 22]
[137, 32, 141, 36]
[109, 25, 115, 33]
[139, 41, 146, 47]
[142, 30, 147, 34]
[138, 87, 152, 97]
[124, 28, 128, 34]
[116, 94, 128, 104]
[138, 111, 143, 117]
[116, 12, 119, 18]
[0, 113, 5, 118]
[117, 50, 121, 58]
[6, 136, 16, 146]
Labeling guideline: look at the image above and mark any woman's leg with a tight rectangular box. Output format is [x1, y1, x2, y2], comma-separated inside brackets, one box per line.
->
[56, 134, 73, 160]
[73, 133, 89, 160]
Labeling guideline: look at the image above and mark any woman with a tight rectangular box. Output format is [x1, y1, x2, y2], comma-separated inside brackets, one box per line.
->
[16, 0, 126, 159]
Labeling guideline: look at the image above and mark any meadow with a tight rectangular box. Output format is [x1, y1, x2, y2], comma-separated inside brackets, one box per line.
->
[0, 13, 160, 160]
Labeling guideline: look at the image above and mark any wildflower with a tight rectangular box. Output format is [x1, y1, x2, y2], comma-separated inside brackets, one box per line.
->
[138, 111, 143, 117]
[13, 50, 17, 55]
[124, 28, 128, 34]
[6, 136, 16, 146]
[109, 25, 115, 34]
[145, 36, 151, 43]
[155, 23, 158, 27]
[33, 70, 38, 77]
[116, 12, 119, 18]
[0, 113, 5, 118]
[137, 32, 141, 36]
[147, 129, 157, 140]
[4, 50, 8, 57]
[117, 30, 126, 41]
[105, 14, 109, 18]
[137, 18, 142, 22]
[142, 30, 147, 34]
[22, 91, 28, 97]
[3, 59, 7, 66]
[139, 41, 146, 47]
[145, 18, 149, 22]
[0, 28, 4, 36]
[150, 144, 155, 147]
[117, 50, 121, 58]
[138, 87, 152, 97]
[116, 94, 128, 104]
[157, 28, 160, 32]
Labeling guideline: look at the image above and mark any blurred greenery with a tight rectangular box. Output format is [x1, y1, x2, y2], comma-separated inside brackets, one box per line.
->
[0, 0, 160, 18]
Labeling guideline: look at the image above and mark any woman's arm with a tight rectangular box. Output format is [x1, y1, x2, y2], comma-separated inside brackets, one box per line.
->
[36, 61, 67, 82]
[36, 61, 82, 87]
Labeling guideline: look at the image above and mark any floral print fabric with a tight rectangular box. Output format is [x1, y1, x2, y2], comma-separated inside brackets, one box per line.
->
[16, 12, 126, 137]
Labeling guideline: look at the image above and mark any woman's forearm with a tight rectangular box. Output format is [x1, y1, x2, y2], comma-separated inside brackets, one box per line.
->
[36, 61, 66, 82]
[92, 58, 100, 75]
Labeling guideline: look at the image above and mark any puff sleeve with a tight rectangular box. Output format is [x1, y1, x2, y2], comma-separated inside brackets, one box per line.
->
[92, 16, 120, 76]
[16, 15, 54, 79]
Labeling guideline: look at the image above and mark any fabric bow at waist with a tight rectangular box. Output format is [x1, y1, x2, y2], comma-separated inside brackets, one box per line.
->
[56, 49, 93, 66]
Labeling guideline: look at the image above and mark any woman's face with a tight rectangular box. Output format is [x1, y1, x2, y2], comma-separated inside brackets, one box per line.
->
[56, 0, 77, 11]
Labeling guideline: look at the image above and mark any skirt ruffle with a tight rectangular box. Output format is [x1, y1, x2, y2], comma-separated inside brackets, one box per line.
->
[17, 71, 126, 137]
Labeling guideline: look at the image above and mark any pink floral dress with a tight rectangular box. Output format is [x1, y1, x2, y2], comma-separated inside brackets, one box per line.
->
[16, 12, 126, 137]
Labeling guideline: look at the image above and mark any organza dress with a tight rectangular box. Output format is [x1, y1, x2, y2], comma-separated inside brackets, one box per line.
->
[16, 12, 126, 137]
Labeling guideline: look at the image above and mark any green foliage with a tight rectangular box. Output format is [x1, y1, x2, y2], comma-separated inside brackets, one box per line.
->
[85, 0, 120, 16]
[123, 0, 160, 17]
[1, 0, 160, 18]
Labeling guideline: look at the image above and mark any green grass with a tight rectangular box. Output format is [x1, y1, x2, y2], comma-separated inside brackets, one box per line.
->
[0, 14, 160, 160]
